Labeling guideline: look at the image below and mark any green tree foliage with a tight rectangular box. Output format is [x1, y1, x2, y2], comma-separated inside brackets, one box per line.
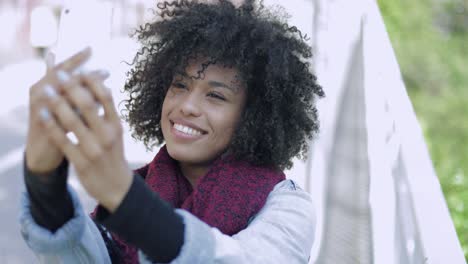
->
[378, 0, 468, 259]
[436, 0, 468, 35]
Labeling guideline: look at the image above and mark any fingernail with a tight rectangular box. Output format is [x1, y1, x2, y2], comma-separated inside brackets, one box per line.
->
[45, 52, 56, 67]
[43, 85, 57, 98]
[97, 103, 105, 116]
[57, 70, 70, 83]
[39, 107, 51, 121]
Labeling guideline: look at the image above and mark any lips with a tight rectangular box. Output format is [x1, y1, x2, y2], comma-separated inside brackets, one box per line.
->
[170, 119, 207, 138]
[173, 123, 203, 136]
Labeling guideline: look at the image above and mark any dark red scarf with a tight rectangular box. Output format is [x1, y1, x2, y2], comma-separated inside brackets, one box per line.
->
[111, 146, 285, 263]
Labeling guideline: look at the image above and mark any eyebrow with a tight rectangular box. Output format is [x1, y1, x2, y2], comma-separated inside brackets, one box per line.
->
[174, 72, 238, 93]
[208, 80, 237, 93]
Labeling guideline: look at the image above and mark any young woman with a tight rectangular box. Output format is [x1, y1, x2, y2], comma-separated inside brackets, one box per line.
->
[20, 0, 324, 263]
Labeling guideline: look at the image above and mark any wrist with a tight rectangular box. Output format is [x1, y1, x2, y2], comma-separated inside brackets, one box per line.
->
[100, 171, 134, 213]
[25, 150, 64, 176]
[25, 154, 66, 182]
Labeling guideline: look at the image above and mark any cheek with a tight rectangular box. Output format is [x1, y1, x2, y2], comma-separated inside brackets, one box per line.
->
[160, 93, 173, 129]
[212, 109, 243, 140]
[161, 90, 176, 116]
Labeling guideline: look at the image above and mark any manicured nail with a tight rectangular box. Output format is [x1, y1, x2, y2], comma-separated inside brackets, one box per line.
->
[57, 70, 70, 83]
[39, 107, 51, 121]
[66, 132, 79, 145]
[97, 103, 105, 116]
[45, 52, 56, 68]
[43, 85, 57, 98]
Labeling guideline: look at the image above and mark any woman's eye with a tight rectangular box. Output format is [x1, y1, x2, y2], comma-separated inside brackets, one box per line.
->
[172, 82, 187, 89]
[208, 92, 226, 101]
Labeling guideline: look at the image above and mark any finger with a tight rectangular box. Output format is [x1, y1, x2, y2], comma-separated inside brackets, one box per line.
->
[63, 69, 111, 121]
[81, 72, 120, 123]
[30, 72, 79, 104]
[63, 83, 101, 129]
[78, 70, 110, 99]
[38, 107, 89, 170]
[30, 84, 55, 120]
[45, 51, 56, 73]
[58, 69, 109, 96]
[45, 89, 90, 140]
[54, 47, 92, 73]
[44, 89, 103, 160]
[80, 73, 122, 149]
[30, 49, 88, 118]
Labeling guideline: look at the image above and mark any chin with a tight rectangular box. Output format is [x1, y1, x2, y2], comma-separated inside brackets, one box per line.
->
[167, 143, 223, 167]
[166, 143, 197, 163]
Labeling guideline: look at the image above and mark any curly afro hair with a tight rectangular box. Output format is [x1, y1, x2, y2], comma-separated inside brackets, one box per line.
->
[122, 0, 324, 170]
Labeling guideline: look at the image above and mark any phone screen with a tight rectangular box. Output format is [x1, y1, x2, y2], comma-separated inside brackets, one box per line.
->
[54, 0, 113, 73]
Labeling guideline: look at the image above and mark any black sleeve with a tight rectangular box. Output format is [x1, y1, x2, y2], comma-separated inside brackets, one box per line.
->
[95, 175, 185, 263]
[24, 156, 74, 232]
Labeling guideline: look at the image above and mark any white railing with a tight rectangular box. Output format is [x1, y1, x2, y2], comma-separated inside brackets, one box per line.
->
[281, 0, 466, 263]
[364, 1, 465, 262]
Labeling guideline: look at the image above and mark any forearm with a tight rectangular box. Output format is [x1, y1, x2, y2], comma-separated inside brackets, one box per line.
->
[95, 175, 185, 263]
[20, 187, 112, 264]
[23, 154, 74, 232]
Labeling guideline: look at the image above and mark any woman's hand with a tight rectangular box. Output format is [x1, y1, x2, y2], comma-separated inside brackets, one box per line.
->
[25, 48, 91, 176]
[38, 69, 133, 212]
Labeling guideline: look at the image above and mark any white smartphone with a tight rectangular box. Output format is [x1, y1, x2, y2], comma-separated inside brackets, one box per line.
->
[54, 0, 113, 73]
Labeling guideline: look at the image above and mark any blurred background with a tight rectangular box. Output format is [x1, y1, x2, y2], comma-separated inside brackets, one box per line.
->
[378, 0, 468, 259]
[0, 0, 466, 263]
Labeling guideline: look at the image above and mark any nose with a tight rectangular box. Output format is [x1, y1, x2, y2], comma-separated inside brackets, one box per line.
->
[180, 92, 202, 117]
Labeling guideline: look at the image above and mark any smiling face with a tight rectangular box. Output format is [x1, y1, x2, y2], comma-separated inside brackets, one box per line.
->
[161, 60, 247, 172]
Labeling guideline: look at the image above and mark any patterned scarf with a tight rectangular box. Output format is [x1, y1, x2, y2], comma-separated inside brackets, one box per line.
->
[110, 145, 285, 263]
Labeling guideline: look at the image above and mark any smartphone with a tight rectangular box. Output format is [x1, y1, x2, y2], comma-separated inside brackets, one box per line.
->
[54, 0, 113, 73]
[54, 1, 112, 143]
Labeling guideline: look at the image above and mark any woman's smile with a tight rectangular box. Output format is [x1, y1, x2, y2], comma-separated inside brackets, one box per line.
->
[170, 119, 207, 140]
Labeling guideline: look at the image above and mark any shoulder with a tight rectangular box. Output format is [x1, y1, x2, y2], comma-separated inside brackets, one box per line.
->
[250, 178, 316, 239]
[267, 179, 315, 213]
[171, 179, 316, 263]
[272, 179, 306, 192]
[245, 179, 316, 231]
[235, 179, 316, 262]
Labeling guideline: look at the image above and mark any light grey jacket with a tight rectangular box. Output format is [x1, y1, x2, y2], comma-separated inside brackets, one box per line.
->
[20, 179, 316, 263]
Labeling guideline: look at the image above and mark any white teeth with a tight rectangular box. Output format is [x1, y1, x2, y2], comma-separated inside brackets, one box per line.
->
[174, 123, 202, 136]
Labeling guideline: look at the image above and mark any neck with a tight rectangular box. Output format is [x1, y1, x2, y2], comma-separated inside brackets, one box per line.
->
[179, 162, 211, 187]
